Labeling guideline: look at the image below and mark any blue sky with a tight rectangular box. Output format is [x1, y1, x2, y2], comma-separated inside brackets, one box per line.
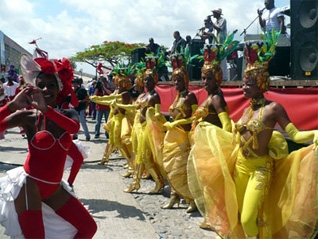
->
[0, 0, 290, 74]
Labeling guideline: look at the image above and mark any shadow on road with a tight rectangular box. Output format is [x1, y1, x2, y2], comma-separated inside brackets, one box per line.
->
[80, 198, 147, 221]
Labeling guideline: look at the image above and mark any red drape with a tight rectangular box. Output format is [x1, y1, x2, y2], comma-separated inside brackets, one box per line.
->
[156, 85, 318, 130]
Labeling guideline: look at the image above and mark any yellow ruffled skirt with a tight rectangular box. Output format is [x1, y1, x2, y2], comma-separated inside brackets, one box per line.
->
[188, 121, 318, 238]
[163, 127, 193, 201]
[145, 107, 167, 178]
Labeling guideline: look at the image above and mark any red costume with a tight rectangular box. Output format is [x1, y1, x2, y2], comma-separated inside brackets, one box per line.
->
[24, 107, 76, 198]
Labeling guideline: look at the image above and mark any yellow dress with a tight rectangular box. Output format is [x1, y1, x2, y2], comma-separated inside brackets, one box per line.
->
[130, 97, 144, 165]
[93, 94, 134, 161]
[188, 120, 317, 238]
[163, 98, 193, 201]
[145, 106, 167, 178]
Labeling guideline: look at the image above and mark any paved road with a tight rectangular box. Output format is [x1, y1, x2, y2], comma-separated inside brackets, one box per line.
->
[0, 117, 218, 239]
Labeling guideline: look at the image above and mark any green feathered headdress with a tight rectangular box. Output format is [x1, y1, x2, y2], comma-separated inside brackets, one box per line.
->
[144, 49, 167, 84]
[134, 61, 146, 88]
[244, 29, 281, 93]
[112, 63, 134, 90]
[202, 31, 239, 85]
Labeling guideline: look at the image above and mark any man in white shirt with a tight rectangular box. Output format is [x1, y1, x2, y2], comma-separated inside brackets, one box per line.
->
[258, 0, 285, 33]
[258, 0, 290, 77]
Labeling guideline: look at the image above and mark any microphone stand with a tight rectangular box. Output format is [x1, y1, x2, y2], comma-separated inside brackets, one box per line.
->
[193, 28, 205, 40]
[240, 15, 259, 36]
[240, 8, 265, 36]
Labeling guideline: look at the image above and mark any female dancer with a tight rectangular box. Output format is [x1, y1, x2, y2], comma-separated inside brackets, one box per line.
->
[94, 74, 120, 165]
[188, 42, 235, 229]
[0, 53, 97, 238]
[188, 31, 318, 238]
[90, 66, 135, 177]
[161, 53, 198, 212]
[124, 56, 167, 194]
[116, 68, 149, 193]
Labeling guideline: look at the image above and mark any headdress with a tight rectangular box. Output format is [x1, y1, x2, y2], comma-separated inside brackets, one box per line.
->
[170, 54, 189, 87]
[134, 61, 146, 88]
[20, 42, 74, 105]
[168, 45, 199, 87]
[54, 58, 74, 106]
[143, 49, 166, 84]
[244, 30, 280, 93]
[201, 32, 239, 85]
[112, 63, 134, 91]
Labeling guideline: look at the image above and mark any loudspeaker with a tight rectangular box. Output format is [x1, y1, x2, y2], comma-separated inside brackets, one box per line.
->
[268, 46, 290, 76]
[291, 0, 318, 80]
[188, 39, 204, 80]
[131, 48, 146, 64]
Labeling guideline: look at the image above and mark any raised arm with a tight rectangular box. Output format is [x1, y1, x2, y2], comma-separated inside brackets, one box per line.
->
[274, 102, 317, 145]
[90, 94, 122, 105]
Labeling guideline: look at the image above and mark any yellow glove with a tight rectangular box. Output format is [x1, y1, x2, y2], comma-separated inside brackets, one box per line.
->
[154, 104, 161, 117]
[218, 112, 232, 132]
[285, 123, 316, 144]
[90, 94, 122, 104]
[163, 121, 175, 130]
[164, 118, 193, 130]
[110, 99, 117, 106]
[115, 102, 137, 111]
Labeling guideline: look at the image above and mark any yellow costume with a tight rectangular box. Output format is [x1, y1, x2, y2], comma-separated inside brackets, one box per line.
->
[161, 53, 199, 211]
[163, 97, 194, 200]
[119, 71, 148, 193]
[90, 67, 135, 175]
[125, 55, 167, 194]
[188, 110, 318, 238]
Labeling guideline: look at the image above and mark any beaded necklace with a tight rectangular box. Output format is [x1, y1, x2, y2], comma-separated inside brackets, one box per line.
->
[245, 97, 266, 123]
[177, 89, 188, 99]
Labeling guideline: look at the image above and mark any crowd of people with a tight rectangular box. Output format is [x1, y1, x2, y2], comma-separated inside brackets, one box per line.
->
[0, 2, 316, 238]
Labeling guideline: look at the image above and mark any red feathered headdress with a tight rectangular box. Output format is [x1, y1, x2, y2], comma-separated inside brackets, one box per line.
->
[54, 58, 75, 106]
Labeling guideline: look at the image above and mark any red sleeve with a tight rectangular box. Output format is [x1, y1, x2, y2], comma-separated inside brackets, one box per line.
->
[67, 142, 84, 185]
[0, 104, 10, 131]
[44, 106, 80, 134]
[0, 104, 11, 120]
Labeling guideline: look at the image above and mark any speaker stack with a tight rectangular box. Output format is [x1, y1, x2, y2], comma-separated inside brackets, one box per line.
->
[291, 0, 318, 80]
[188, 39, 204, 81]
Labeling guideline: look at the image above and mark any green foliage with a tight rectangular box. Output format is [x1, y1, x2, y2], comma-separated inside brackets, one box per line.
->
[69, 41, 146, 70]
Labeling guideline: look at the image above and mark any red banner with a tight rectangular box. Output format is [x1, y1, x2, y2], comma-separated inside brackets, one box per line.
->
[156, 85, 318, 130]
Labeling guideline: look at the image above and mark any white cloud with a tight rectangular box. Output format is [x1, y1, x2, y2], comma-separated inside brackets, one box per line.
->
[0, 0, 290, 74]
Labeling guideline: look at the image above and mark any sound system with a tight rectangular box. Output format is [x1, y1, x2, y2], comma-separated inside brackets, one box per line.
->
[268, 45, 290, 77]
[188, 39, 204, 80]
[290, 0, 318, 80]
[131, 48, 146, 64]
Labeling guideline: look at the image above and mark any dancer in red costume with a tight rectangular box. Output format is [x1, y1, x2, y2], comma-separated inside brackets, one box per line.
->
[0, 50, 97, 238]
